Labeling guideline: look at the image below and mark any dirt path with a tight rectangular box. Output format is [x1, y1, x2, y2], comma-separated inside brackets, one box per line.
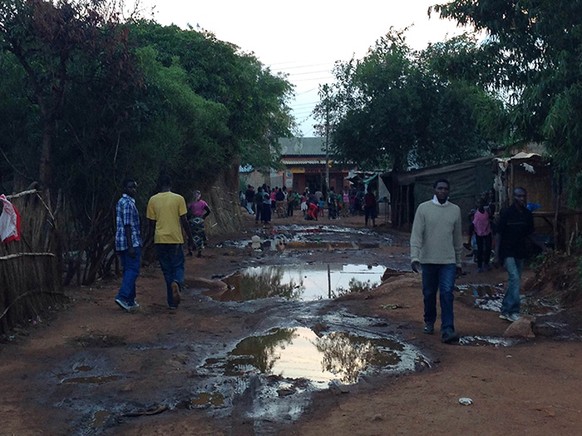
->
[0, 213, 581, 435]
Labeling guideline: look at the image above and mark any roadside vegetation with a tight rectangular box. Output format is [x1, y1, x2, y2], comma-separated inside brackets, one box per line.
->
[2, 1, 582, 329]
[0, 0, 295, 285]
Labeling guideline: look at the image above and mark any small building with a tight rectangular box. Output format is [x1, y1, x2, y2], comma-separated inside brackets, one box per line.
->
[274, 137, 354, 195]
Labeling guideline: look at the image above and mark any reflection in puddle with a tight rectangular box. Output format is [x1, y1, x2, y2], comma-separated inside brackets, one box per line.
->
[204, 327, 422, 387]
[190, 392, 225, 408]
[91, 410, 112, 429]
[220, 264, 385, 301]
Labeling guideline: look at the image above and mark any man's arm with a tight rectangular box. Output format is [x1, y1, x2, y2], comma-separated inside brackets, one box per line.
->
[453, 207, 463, 267]
[147, 218, 156, 244]
[180, 214, 194, 248]
[124, 224, 135, 257]
[494, 208, 507, 265]
[410, 206, 424, 272]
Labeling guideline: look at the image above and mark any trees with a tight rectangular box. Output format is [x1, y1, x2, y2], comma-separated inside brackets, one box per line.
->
[0, 1, 295, 285]
[432, 0, 582, 204]
[128, 21, 295, 186]
[0, 0, 140, 191]
[313, 30, 507, 172]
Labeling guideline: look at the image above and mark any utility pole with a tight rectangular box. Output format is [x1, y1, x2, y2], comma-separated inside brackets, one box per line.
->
[324, 84, 330, 193]
[325, 100, 330, 192]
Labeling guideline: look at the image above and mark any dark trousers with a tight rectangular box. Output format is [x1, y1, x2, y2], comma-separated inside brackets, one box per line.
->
[255, 203, 262, 222]
[476, 233, 492, 268]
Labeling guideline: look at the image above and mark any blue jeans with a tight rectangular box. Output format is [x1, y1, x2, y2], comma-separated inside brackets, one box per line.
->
[421, 263, 457, 332]
[155, 244, 185, 307]
[502, 257, 524, 315]
[116, 246, 141, 305]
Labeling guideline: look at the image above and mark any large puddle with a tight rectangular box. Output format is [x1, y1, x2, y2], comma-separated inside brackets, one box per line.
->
[195, 320, 430, 425]
[202, 326, 422, 387]
[219, 224, 405, 249]
[218, 264, 385, 301]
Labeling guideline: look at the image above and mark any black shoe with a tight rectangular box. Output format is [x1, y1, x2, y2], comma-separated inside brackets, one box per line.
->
[423, 324, 434, 335]
[441, 330, 459, 344]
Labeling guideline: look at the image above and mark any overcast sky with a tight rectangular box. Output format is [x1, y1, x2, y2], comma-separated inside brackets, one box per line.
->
[142, 1, 467, 136]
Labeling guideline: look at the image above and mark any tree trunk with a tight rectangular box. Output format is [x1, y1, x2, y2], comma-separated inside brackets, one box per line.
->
[39, 113, 55, 191]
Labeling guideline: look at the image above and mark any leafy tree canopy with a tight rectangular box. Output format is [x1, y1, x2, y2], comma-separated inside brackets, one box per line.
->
[0, 0, 296, 284]
[313, 29, 507, 172]
[433, 0, 582, 204]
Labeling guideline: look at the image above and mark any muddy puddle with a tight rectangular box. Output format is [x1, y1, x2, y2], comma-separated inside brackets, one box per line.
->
[218, 263, 385, 301]
[203, 326, 419, 386]
[194, 313, 430, 426]
[219, 223, 404, 250]
[458, 336, 519, 347]
[456, 283, 564, 316]
[54, 310, 430, 433]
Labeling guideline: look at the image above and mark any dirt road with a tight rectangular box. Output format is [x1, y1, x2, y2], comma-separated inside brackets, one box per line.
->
[1, 213, 581, 435]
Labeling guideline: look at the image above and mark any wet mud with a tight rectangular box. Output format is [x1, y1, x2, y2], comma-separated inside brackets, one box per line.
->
[2, 219, 582, 435]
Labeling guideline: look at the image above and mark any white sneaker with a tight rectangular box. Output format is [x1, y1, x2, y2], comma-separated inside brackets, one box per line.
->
[508, 313, 521, 322]
[115, 298, 131, 312]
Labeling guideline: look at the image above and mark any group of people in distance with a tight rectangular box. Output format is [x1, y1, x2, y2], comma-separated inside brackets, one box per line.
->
[241, 183, 380, 225]
[114, 175, 211, 312]
[411, 178, 534, 343]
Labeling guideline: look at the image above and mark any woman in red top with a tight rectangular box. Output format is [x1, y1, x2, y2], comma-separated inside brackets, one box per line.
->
[472, 198, 492, 272]
[188, 190, 211, 257]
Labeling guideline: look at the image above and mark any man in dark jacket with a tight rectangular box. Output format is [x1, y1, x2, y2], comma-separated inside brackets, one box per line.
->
[496, 187, 534, 322]
[244, 185, 255, 214]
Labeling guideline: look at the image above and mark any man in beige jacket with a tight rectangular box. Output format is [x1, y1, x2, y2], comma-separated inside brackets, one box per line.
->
[410, 179, 463, 344]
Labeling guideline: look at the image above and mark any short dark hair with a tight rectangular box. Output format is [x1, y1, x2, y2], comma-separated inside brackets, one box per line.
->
[159, 174, 172, 188]
[433, 178, 450, 189]
[513, 186, 527, 196]
[122, 178, 136, 189]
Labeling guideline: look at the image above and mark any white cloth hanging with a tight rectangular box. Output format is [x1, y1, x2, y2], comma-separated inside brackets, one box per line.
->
[0, 194, 21, 243]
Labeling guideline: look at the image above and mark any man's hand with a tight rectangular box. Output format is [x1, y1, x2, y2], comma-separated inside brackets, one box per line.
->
[411, 261, 421, 273]
[128, 246, 136, 258]
[456, 266, 463, 277]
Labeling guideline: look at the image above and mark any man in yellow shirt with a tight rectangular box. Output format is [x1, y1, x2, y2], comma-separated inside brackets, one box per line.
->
[147, 175, 193, 309]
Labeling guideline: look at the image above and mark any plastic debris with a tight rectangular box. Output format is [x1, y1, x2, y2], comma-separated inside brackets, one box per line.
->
[458, 397, 473, 406]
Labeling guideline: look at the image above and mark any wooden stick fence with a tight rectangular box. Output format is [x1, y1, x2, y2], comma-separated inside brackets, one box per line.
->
[0, 188, 64, 335]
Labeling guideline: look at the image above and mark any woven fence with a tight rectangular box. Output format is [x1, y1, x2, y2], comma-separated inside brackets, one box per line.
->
[0, 189, 64, 335]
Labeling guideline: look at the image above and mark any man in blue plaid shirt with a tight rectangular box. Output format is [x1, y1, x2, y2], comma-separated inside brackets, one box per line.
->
[114, 178, 142, 312]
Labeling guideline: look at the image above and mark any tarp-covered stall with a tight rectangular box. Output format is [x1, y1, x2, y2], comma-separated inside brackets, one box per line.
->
[385, 156, 495, 230]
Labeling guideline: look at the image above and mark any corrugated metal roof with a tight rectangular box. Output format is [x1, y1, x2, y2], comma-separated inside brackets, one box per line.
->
[281, 159, 327, 165]
[278, 137, 326, 156]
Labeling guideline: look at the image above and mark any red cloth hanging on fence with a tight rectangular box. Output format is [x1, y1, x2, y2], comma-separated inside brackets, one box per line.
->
[0, 194, 21, 243]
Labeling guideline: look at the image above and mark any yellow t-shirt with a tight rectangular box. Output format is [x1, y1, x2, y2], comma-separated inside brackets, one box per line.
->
[146, 191, 187, 244]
